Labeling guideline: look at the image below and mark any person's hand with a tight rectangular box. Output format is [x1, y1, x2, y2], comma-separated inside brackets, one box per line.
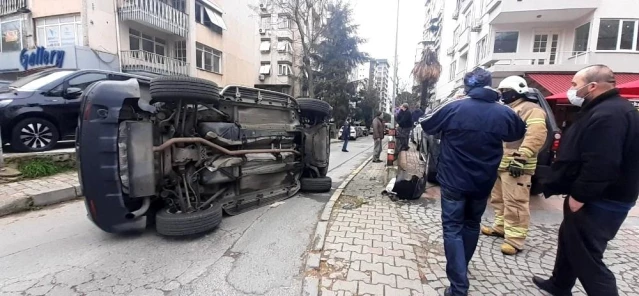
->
[507, 157, 526, 178]
[568, 196, 584, 212]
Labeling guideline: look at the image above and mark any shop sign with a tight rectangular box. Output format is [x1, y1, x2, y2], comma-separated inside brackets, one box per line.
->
[19, 47, 65, 71]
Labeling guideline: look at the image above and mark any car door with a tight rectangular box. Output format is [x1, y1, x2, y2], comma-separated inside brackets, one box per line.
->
[60, 72, 109, 137]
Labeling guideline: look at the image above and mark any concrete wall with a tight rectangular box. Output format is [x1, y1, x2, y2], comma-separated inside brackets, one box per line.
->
[84, 0, 118, 54]
[30, 0, 81, 18]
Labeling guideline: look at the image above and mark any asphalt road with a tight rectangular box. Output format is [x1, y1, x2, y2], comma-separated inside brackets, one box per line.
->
[0, 137, 375, 296]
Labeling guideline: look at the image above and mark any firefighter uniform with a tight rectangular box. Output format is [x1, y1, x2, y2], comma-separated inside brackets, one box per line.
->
[483, 98, 547, 254]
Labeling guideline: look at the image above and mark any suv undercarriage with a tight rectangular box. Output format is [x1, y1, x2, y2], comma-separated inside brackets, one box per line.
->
[77, 77, 332, 236]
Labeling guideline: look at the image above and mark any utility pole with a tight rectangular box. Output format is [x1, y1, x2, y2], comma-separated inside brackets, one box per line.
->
[386, 0, 401, 167]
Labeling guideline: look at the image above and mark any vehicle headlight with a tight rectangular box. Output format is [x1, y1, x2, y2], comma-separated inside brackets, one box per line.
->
[0, 99, 13, 108]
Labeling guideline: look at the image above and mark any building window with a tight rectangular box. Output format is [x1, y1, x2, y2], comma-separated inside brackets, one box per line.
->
[532, 34, 548, 52]
[596, 19, 639, 51]
[475, 36, 488, 64]
[573, 22, 590, 54]
[459, 54, 467, 73]
[1, 18, 22, 52]
[175, 40, 186, 62]
[261, 16, 271, 30]
[260, 40, 271, 52]
[259, 63, 271, 75]
[493, 31, 518, 53]
[453, 27, 460, 46]
[277, 40, 293, 52]
[449, 60, 456, 81]
[129, 29, 166, 56]
[196, 43, 222, 74]
[195, 1, 227, 33]
[278, 15, 291, 29]
[35, 14, 82, 47]
[278, 63, 292, 76]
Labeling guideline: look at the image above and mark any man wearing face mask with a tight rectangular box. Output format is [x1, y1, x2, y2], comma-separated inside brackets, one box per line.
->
[533, 65, 639, 296]
[481, 76, 548, 255]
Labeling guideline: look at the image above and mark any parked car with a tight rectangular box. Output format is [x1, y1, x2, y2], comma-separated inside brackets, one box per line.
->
[338, 126, 357, 140]
[0, 69, 151, 152]
[77, 76, 332, 236]
[417, 88, 561, 194]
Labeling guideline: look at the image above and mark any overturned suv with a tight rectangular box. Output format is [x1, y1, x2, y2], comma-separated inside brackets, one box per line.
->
[77, 77, 332, 236]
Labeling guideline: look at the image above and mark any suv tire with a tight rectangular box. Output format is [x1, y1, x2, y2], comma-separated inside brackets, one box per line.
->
[11, 118, 59, 152]
[150, 76, 220, 104]
[155, 202, 223, 236]
[297, 98, 331, 117]
[300, 177, 332, 193]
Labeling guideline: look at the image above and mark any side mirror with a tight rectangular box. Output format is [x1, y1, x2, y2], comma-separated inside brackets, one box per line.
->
[65, 87, 82, 99]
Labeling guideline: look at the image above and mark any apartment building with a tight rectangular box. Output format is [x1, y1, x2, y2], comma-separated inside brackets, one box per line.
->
[430, 0, 639, 102]
[255, 0, 298, 96]
[374, 59, 391, 113]
[0, 0, 260, 87]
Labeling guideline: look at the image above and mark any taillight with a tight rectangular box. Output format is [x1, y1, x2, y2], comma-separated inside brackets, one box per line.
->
[83, 101, 92, 121]
[551, 132, 561, 152]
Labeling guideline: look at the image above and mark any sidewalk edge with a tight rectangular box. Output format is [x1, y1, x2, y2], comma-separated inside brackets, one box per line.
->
[0, 184, 81, 218]
[302, 155, 373, 296]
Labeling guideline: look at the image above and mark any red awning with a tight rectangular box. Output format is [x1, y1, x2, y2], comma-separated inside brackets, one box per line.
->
[528, 73, 639, 104]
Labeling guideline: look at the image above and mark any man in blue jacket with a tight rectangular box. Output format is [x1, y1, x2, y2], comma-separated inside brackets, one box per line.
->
[419, 68, 526, 296]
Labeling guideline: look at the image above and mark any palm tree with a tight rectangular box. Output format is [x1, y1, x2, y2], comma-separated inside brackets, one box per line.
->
[411, 47, 441, 110]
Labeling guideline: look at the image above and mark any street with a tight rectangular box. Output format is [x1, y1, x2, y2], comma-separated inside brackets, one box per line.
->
[0, 137, 375, 296]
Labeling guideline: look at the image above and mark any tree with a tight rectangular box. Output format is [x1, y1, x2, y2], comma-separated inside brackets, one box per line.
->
[354, 86, 380, 127]
[271, 0, 331, 99]
[394, 91, 419, 108]
[313, 1, 367, 123]
[412, 47, 442, 110]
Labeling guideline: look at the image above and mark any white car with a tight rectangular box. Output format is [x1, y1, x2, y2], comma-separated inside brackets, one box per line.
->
[338, 126, 357, 140]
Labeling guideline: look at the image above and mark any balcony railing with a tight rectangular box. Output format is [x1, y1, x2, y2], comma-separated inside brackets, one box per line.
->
[1, 0, 26, 16]
[118, 0, 188, 38]
[121, 50, 189, 76]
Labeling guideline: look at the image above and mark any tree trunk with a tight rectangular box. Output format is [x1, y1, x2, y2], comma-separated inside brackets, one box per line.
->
[307, 66, 316, 99]
[420, 81, 430, 110]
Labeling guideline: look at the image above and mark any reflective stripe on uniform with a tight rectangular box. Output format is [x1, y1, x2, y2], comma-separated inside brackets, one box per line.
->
[518, 146, 535, 158]
[505, 225, 529, 238]
[499, 156, 538, 170]
[525, 118, 546, 126]
[494, 215, 504, 227]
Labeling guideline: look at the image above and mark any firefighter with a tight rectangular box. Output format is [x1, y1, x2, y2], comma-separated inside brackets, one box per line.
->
[481, 76, 548, 255]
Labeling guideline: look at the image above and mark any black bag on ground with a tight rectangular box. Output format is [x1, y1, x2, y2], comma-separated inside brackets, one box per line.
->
[391, 169, 427, 200]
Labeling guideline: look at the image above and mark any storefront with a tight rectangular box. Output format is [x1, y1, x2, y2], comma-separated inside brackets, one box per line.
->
[0, 45, 119, 81]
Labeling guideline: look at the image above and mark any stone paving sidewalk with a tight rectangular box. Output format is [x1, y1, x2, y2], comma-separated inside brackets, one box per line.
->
[0, 171, 81, 217]
[315, 148, 639, 296]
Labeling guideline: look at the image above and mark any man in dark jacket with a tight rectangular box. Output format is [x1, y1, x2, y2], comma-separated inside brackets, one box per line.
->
[341, 119, 351, 152]
[419, 68, 526, 296]
[412, 104, 425, 123]
[534, 65, 639, 296]
[395, 103, 413, 159]
[372, 111, 385, 162]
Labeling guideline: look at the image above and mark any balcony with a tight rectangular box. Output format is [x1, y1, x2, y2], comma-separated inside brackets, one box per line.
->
[117, 0, 188, 38]
[276, 29, 294, 40]
[277, 52, 294, 63]
[1, 0, 26, 16]
[479, 51, 592, 77]
[121, 50, 189, 76]
[456, 29, 470, 52]
[491, 0, 600, 24]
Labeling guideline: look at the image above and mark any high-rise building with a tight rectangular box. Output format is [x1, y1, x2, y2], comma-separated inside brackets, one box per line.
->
[374, 59, 391, 113]
[428, 0, 639, 102]
[0, 0, 261, 87]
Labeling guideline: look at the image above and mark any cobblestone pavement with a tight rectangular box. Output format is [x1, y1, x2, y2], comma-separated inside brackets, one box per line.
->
[318, 148, 639, 296]
[0, 172, 79, 211]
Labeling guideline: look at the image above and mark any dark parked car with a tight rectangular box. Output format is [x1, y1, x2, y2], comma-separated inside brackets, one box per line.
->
[417, 88, 561, 194]
[0, 69, 151, 152]
[77, 76, 332, 236]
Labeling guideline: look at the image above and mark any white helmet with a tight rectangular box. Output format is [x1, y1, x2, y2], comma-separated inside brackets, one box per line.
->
[498, 76, 529, 94]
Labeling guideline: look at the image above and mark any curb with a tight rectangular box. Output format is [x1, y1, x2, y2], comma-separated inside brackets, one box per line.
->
[302, 155, 373, 296]
[0, 183, 82, 218]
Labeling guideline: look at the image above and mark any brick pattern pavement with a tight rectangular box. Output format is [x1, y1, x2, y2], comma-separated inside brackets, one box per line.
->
[318, 147, 639, 296]
[0, 172, 79, 210]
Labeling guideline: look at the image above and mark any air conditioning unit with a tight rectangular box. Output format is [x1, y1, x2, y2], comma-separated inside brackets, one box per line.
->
[259, 3, 267, 11]
[259, 28, 266, 35]
[259, 74, 266, 81]
[471, 19, 482, 32]
[446, 46, 455, 56]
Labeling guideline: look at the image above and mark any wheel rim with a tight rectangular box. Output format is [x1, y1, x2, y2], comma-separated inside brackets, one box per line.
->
[20, 122, 53, 149]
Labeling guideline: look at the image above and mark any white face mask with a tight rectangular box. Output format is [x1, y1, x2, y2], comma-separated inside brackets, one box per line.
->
[566, 83, 591, 107]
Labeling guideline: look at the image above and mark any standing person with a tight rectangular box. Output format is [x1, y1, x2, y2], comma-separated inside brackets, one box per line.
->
[341, 119, 351, 152]
[372, 111, 385, 163]
[481, 76, 548, 255]
[412, 103, 425, 123]
[395, 103, 413, 159]
[419, 68, 526, 296]
[533, 65, 639, 296]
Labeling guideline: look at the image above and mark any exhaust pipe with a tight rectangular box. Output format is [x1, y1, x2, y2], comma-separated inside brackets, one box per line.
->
[125, 196, 151, 219]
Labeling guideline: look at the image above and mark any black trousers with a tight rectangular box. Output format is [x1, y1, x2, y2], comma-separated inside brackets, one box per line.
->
[550, 199, 629, 295]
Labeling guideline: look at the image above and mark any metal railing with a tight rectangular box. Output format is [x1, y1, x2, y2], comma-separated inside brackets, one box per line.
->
[489, 51, 592, 67]
[0, 0, 26, 16]
[117, 0, 188, 38]
[120, 50, 189, 76]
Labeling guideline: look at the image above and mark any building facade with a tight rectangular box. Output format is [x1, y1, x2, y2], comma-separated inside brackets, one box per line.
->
[429, 0, 639, 102]
[374, 59, 390, 113]
[0, 0, 261, 87]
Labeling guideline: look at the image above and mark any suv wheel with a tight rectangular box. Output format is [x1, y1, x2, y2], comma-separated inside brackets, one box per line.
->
[155, 202, 223, 236]
[11, 118, 59, 152]
[150, 76, 220, 104]
[297, 98, 332, 118]
[300, 177, 332, 193]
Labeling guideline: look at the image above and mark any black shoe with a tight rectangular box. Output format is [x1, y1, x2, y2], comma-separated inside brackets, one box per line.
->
[373, 160, 383, 163]
[532, 276, 573, 296]
[342, 149, 348, 152]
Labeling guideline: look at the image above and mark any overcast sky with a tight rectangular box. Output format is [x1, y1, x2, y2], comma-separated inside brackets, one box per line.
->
[347, 0, 424, 94]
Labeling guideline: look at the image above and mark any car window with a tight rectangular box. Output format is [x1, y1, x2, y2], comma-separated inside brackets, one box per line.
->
[13, 70, 75, 91]
[68, 73, 108, 90]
